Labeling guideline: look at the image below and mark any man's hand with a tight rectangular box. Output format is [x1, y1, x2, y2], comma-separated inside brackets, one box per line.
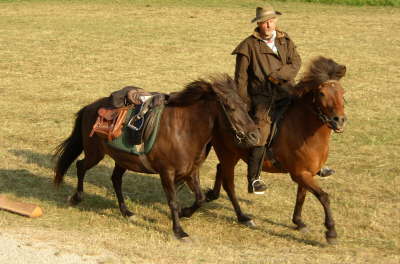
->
[268, 75, 280, 85]
[268, 75, 293, 94]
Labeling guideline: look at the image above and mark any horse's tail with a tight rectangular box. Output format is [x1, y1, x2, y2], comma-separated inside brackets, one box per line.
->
[53, 107, 85, 187]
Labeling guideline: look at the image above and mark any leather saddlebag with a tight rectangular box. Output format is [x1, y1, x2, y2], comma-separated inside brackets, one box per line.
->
[89, 107, 129, 141]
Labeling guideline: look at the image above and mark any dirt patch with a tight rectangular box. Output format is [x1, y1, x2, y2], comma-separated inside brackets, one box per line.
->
[0, 229, 119, 264]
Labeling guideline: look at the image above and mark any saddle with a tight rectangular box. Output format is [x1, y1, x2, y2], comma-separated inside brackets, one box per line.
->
[89, 91, 166, 143]
[264, 97, 292, 171]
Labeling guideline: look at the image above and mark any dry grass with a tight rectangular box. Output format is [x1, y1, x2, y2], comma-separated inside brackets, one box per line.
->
[0, 1, 399, 263]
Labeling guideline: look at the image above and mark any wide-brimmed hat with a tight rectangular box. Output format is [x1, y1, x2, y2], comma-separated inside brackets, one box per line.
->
[251, 5, 282, 23]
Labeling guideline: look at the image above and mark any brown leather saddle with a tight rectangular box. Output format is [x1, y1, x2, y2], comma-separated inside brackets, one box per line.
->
[89, 91, 166, 142]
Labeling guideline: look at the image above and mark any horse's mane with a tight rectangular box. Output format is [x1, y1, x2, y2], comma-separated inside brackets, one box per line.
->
[167, 74, 239, 107]
[293, 56, 346, 97]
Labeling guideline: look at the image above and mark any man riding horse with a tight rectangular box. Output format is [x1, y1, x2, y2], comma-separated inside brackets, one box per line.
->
[233, 5, 334, 194]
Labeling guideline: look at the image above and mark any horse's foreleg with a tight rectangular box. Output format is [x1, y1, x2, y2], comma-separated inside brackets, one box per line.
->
[292, 185, 307, 231]
[111, 164, 134, 219]
[220, 161, 255, 227]
[296, 174, 337, 244]
[316, 189, 337, 244]
[179, 169, 205, 218]
[160, 169, 189, 240]
[205, 163, 222, 202]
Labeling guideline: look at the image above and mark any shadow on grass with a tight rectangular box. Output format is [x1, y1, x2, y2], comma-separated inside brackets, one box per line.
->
[7, 149, 325, 246]
[7, 149, 185, 221]
[10, 149, 171, 201]
[0, 169, 172, 237]
[0, 168, 115, 212]
[8, 149, 234, 217]
[200, 203, 325, 247]
[254, 225, 326, 247]
[259, 217, 326, 247]
[9, 148, 252, 205]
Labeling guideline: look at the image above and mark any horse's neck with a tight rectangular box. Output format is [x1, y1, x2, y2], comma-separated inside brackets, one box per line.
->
[164, 100, 217, 141]
[287, 96, 332, 143]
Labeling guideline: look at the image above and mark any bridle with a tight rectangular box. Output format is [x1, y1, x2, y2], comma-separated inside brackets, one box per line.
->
[315, 105, 335, 125]
[218, 99, 247, 143]
[311, 82, 345, 133]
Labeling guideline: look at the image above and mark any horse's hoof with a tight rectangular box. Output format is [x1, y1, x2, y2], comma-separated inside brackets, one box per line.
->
[179, 208, 192, 218]
[241, 219, 256, 227]
[298, 226, 309, 233]
[179, 236, 192, 243]
[205, 189, 219, 202]
[295, 225, 309, 232]
[68, 194, 82, 206]
[326, 237, 338, 245]
[127, 215, 136, 223]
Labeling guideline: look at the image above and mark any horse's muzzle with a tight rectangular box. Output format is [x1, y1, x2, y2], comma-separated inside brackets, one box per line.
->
[234, 130, 261, 148]
[330, 115, 347, 133]
[247, 130, 261, 146]
[235, 130, 260, 148]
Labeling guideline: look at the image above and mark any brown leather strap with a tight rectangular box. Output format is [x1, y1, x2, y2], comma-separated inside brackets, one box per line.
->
[90, 106, 131, 141]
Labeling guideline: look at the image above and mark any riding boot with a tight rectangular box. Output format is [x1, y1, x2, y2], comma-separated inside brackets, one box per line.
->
[247, 146, 267, 194]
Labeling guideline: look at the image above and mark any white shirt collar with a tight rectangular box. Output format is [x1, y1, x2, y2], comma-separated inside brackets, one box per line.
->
[263, 30, 276, 43]
[262, 30, 278, 54]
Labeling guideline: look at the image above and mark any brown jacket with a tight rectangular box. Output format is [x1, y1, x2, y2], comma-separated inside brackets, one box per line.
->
[232, 29, 301, 100]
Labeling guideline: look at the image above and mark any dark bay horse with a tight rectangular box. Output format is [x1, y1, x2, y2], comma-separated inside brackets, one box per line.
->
[53, 75, 260, 240]
[206, 56, 347, 244]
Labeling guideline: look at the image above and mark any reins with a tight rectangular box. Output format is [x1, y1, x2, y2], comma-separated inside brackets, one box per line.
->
[315, 105, 334, 125]
[309, 83, 340, 130]
[218, 99, 246, 143]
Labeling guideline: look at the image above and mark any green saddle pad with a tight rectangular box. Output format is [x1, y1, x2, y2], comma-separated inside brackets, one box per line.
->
[107, 104, 165, 155]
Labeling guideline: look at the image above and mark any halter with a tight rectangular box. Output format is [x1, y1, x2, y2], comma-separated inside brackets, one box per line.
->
[315, 105, 334, 125]
[218, 100, 247, 143]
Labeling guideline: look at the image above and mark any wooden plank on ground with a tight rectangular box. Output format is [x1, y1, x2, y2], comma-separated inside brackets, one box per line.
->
[0, 195, 43, 218]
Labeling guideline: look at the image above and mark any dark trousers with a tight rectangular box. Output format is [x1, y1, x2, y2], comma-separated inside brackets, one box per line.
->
[247, 95, 273, 183]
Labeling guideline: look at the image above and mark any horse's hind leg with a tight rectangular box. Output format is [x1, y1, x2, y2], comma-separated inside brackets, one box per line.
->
[111, 163, 134, 219]
[293, 173, 337, 244]
[160, 169, 189, 240]
[179, 169, 205, 218]
[69, 146, 104, 205]
[292, 185, 308, 231]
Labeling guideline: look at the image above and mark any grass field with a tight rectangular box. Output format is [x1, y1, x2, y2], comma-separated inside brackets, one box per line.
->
[1, 0, 399, 263]
[277, 0, 399, 7]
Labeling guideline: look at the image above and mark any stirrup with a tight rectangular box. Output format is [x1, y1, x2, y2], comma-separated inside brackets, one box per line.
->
[318, 167, 335, 177]
[252, 179, 266, 195]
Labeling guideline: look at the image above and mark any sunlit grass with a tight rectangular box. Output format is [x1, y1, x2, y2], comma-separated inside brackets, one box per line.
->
[0, 1, 399, 263]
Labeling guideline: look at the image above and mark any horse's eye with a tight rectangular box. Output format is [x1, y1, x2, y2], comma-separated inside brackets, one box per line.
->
[319, 92, 325, 97]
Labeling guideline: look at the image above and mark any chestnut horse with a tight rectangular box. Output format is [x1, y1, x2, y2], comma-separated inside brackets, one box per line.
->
[206, 56, 347, 244]
[53, 75, 260, 240]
